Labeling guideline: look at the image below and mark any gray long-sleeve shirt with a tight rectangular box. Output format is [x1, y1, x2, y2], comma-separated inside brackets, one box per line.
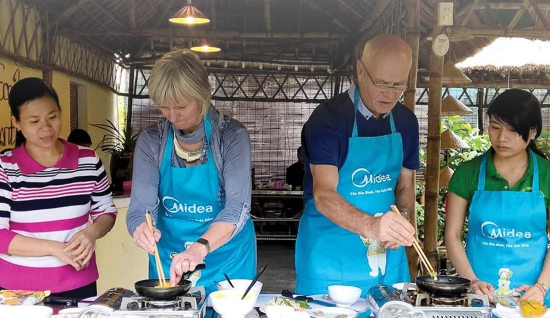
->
[126, 105, 252, 238]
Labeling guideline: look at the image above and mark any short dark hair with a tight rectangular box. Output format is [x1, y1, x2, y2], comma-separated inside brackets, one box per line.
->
[487, 88, 545, 158]
[8, 77, 61, 147]
[9, 77, 60, 121]
[487, 89, 541, 142]
[68, 129, 92, 146]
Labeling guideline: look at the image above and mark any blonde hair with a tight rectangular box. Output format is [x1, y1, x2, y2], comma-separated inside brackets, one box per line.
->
[148, 49, 212, 117]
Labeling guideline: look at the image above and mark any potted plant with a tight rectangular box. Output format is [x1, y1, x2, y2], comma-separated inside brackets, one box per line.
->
[89, 119, 139, 190]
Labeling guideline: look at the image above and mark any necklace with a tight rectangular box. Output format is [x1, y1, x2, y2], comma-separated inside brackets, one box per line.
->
[505, 159, 528, 188]
[173, 132, 201, 162]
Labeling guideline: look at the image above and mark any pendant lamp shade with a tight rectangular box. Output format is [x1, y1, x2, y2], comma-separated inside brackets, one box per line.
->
[439, 166, 454, 188]
[191, 39, 221, 52]
[169, 0, 210, 25]
[441, 95, 473, 116]
[442, 61, 472, 85]
[441, 129, 469, 149]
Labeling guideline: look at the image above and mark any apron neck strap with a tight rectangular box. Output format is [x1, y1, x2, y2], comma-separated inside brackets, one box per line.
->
[163, 115, 213, 163]
[478, 149, 539, 191]
[352, 87, 395, 137]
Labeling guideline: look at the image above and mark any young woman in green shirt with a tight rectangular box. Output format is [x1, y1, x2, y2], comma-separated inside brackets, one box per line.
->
[445, 89, 550, 306]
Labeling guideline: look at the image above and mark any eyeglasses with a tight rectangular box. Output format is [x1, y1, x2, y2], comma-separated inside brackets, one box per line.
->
[358, 59, 407, 93]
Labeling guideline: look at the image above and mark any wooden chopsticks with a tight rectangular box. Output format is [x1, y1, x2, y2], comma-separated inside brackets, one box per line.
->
[145, 212, 167, 288]
[390, 205, 437, 279]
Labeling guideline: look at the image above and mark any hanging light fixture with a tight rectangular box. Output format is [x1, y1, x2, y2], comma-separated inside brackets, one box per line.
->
[439, 165, 454, 188]
[442, 61, 472, 86]
[169, 0, 210, 25]
[191, 39, 221, 53]
[441, 95, 473, 116]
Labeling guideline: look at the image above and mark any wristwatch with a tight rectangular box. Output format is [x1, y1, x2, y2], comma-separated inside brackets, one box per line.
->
[195, 238, 211, 255]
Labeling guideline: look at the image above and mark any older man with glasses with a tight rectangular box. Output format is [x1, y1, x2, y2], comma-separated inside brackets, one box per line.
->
[296, 33, 419, 300]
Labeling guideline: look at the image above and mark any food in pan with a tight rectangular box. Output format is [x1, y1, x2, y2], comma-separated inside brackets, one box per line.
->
[154, 282, 172, 288]
[520, 300, 547, 318]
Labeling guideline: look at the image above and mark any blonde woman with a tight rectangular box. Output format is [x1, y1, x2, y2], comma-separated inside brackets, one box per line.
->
[126, 49, 256, 295]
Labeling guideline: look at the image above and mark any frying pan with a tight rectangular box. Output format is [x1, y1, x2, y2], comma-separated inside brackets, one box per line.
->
[135, 263, 205, 299]
[415, 275, 471, 296]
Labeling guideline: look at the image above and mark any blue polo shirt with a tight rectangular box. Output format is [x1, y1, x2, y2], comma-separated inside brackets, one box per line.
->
[301, 85, 420, 200]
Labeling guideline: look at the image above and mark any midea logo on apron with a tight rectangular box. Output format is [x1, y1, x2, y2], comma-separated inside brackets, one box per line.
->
[162, 196, 214, 214]
[481, 221, 532, 239]
[351, 168, 392, 188]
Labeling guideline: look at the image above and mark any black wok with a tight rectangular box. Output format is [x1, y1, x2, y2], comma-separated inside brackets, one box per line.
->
[415, 275, 471, 296]
[135, 263, 205, 299]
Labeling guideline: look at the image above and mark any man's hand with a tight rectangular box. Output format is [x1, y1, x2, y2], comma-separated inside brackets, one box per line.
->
[133, 222, 162, 254]
[169, 243, 206, 287]
[365, 212, 415, 247]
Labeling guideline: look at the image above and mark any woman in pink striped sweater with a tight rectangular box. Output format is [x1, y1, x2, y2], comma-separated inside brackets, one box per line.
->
[0, 77, 117, 299]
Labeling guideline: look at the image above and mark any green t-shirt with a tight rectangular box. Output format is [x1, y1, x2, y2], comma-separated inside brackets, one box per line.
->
[448, 149, 550, 207]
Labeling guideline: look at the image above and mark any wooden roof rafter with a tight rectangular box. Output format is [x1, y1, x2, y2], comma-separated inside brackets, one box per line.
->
[506, 0, 530, 30]
[528, 0, 550, 29]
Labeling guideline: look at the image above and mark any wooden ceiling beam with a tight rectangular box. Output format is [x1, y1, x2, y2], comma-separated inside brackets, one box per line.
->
[460, 0, 481, 27]
[528, 0, 550, 30]
[51, 0, 90, 26]
[301, 0, 352, 34]
[60, 28, 348, 39]
[79, 5, 131, 47]
[264, 0, 271, 32]
[89, 0, 127, 28]
[335, 0, 364, 20]
[135, 0, 175, 56]
[448, 26, 550, 39]
[507, 0, 530, 30]
[359, 1, 392, 32]
[129, 0, 136, 28]
[144, 0, 157, 12]
[481, 0, 502, 28]
[474, 2, 550, 10]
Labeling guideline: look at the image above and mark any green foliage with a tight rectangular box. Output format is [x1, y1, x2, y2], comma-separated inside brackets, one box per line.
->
[416, 116, 490, 242]
[535, 129, 550, 158]
[89, 119, 138, 155]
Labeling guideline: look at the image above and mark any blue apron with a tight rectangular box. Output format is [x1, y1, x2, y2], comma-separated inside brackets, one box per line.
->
[296, 89, 410, 301]
[150, 116, 257, 295]
[466, 150, 549, 306]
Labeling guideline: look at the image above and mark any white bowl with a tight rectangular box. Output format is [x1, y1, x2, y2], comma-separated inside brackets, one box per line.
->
[210, 289, 258, 318]
[217, 279, 263, 296]
[0, 305, 52, 318]
[265, 305, 295, 318]
[328, 285, 362, 307]
[58, 307, 83, 318]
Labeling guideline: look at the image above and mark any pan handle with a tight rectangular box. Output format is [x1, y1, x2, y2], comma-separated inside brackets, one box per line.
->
[178, 263, 206, 284]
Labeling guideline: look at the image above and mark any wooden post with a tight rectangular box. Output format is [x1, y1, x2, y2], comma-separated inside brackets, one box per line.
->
[333, 73, 341, 96]
[404, 0, 420, 280]
[43, 70, 53, 85]
[125, 65, 135, 141]
[477, 88, 484, 135]
[424, 16, 445, 272]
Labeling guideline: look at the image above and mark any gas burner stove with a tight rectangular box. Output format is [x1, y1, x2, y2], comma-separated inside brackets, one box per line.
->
[415, 291, 489, 307]
[78, 286, 206, 317]
[366, 285, 492, 318]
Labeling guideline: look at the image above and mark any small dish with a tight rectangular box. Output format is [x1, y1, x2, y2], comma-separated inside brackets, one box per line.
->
[307, 307, 358, 318]
[57, 307, 83, 317]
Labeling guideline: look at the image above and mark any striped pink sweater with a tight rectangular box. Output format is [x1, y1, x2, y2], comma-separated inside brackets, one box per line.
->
[0, 140, 117, 292]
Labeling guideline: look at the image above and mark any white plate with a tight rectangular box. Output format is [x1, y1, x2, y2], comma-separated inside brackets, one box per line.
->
[307, 307, 358, 318]
[58, 308, 82, 314]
